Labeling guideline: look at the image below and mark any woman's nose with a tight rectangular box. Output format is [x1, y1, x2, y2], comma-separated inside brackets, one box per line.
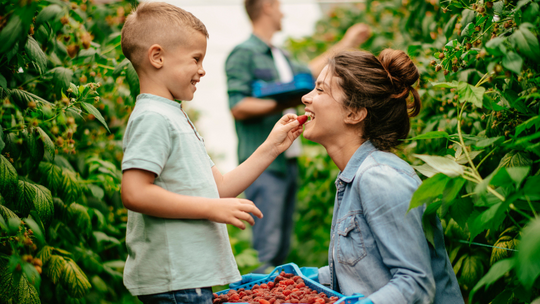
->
[301, 91, 313, 104]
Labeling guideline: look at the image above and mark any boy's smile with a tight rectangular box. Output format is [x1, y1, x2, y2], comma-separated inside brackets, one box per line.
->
[161, 31, 207, 101]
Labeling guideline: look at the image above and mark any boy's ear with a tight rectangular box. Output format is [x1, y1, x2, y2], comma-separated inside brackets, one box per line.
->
[148, 44, 164, 69]
[344, 107, 367, 125]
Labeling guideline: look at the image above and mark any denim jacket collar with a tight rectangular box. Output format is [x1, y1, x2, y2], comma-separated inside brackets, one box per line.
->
[335, 141, 377, 186]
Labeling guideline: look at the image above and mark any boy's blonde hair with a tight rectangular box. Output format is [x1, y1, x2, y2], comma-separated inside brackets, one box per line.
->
[121, 2, 209, 68]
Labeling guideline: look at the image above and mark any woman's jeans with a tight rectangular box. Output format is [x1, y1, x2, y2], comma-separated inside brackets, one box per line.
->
[138, 287, 213, 304]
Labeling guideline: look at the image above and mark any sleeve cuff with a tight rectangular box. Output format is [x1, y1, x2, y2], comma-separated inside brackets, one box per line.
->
[318, 266, 331, 286]
[368, 283, 406, 304]
[122, 159, 163, 177]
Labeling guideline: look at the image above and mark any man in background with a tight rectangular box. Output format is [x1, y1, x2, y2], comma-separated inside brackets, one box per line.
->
[226, 0, 370, 273]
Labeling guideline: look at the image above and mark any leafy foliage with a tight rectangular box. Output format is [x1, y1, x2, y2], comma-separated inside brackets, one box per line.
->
[286, 0, 540, 302]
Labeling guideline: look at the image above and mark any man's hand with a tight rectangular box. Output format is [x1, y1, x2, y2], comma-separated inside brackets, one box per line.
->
[342, 23, 372, 49]
[207, 198, 263, 230]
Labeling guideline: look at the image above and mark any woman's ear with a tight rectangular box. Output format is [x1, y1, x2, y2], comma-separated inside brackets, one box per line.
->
[148, 44, 164, 69]
[344, 107, 367, 125]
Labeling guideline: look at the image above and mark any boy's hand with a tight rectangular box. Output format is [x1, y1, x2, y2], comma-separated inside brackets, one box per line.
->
[208, 198, 263, 230]
[265, 113, 303, 157]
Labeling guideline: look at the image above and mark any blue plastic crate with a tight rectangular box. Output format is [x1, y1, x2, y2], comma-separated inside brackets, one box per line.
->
[252, 73, 315, 102]
[216, 263, 366, 304]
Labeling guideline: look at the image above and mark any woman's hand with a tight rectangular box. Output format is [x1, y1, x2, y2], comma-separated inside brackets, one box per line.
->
[265, 113, 303, 157]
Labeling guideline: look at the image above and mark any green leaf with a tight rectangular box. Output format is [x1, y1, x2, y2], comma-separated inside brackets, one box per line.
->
[36, 162, 63, 198]
[59, 167, 81, 204]
[444, 15, 458, 39]
[470, 258, 515, 302]
[0, 73, 7, 91]
[475, 136, 504, 148]
[32, 184, 54, 227]
[457, 82, 485, 108]
[442, 177, 466, 204]
[516, 218, 540, 289]
[522, 175, 540, 200]
[112, 58, 131, 76]
[499, 151, 533, 167]
[46, 255, 66, 284]
[125, 61, 140, 99]
[35, 4, 63, 28]
[36, 246, 53, 266]
[431, 81, 458, 88]
[485, 37, 507, 56]
[61, 258, 91, 298]
[461, 9, 476, 27]
[67, 203, 91, 236]
[510, 23, 540, 63]
[409, 173, 450, 211]
[15, 272, 40, 304]
[24, 36, 47, 74]
[515, 116, 540, 137]
[523, 2, 539, 23]
[51, 67, 74, 94]
[80, 102, 110, 133]
[9, 88, 53, 108]
[409, 131, 450, 140]
[459, 254, 485, 287]
[0, 15, 23, 53]
[0, 155, 18, 202]
[461, 22, 475, 37]
[412, 164, 439, 178]
[502, 51, 523, 74]
[414, 154, 464, 177]
[36, 127, 55, 162]
[493, 1, 504, 14]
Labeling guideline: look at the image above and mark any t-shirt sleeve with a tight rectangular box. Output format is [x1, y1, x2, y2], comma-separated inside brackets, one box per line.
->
[225, 47, 253, 109]
[122, 112, 171, 177]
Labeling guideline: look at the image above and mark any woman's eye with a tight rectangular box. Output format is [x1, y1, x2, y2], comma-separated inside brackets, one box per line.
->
[316, 88, 323, 92]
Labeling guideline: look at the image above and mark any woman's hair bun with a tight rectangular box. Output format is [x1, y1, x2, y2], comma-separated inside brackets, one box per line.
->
[378, 49, 421, 117]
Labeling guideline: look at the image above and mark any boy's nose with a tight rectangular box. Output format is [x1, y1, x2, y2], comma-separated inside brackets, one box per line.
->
[198, 68, 206, 77]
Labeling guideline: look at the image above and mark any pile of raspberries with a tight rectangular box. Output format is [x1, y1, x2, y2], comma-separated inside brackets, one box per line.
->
[213, 271, 340, 304]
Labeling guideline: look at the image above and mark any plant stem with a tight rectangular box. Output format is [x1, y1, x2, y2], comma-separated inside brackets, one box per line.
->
[477, 147, 497, 169]
[509, 204, 533, 220]
[525, 197, 538, 218]
[506, 210, 522, 229]
[457, 103, 481, 178]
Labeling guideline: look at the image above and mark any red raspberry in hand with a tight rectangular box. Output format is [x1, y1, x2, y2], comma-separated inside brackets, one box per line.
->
[297, 115, 308, 125]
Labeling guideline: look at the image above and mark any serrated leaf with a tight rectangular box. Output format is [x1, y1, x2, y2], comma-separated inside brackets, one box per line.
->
[24, 216, 45, 245]
[516, 218, 540, 288]
[9, 88, 53, 108]
[515, 116, 540, 137]
[409, 173, 449, 211]
[125, 61, 140, 99]
[485, 36, 507, 56]
[442, 177, 466, 204]
[80, 102, 110, 132]
[112, 58, 131, 76]
[0, 15, 23, 53]
[67, 203, 91, 236]
[61, 258, 91, 298]
[87, 184, 104, 200]
[499, 151, 533, 167]
[491, 235, 517, 265]
[36, 246, 53, 266]
[457, 82, 485, 108]
[15, 272, 40, 304]
[46, 255, 66, 284]
[59, 167, 81, 203]
[413, 164, 439, 178]
[409, 131, 450, 140]
[37, 162, 63, 197]
[0, 73, 7, 91]
[22, 129, 44, 169]
[414, 154, 464, 177]
[13, 180, 36, 217]
[51, 67, 74, 94]
[0, 155, 18, 202]
[470, 258, 515, 301]
[36, 127, 55, 162]
[459, 254, 485, 287]
[444, 15, 458, 39]
[35, 4, 63, 27]
[32, 184, 54, 227]
[475, 136, 504, 148]
[510, 23, 540, 63]
[502, 51, 523, 74]
[431, 81, 459, 88]
[25, 36, 47, 74]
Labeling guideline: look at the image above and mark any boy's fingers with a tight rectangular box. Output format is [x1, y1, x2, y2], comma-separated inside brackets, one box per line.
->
[239, 199, 263, 218]
[236, 212, 255, 226]
[230, 219, 246, 230]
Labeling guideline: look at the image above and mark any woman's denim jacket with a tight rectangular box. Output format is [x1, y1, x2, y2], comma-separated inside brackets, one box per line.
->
[319, 141, 463, 304]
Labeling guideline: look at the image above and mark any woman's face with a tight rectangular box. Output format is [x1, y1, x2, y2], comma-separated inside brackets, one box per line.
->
[301, 65, 348, 145]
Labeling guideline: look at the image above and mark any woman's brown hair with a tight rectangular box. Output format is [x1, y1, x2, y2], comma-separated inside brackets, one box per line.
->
[327, 49, 421, 151]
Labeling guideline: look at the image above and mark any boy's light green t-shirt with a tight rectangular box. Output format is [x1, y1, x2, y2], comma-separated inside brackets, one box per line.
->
[121, 94, 241, 295]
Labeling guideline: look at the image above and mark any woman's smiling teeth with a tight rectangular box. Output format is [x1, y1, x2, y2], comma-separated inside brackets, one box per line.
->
[306, 111, 315, 122]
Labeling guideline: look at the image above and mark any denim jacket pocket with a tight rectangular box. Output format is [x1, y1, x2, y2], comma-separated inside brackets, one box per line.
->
[336, 215, 367, 266]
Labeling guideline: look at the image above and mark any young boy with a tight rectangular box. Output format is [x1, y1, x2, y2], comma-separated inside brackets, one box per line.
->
[119, 2, 303, 303]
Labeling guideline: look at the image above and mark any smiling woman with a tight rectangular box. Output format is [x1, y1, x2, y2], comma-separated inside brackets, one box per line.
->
[300, 49, 464, 303]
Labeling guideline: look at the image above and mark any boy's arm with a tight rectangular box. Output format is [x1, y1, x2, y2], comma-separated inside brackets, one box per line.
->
[121, 169, 263, 229]
[212, 114, 302, 198]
